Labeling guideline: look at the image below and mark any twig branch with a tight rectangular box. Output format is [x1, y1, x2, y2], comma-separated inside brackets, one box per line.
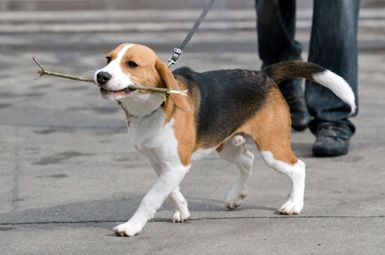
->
[33, 57, 95, 83]
[32, 57, 188, 96]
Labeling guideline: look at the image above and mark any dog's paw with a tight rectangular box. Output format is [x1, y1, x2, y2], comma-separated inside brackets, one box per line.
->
[279, 199, 303, 215]
[225, 191, 247, 210]
[172, 209, 190, 223]
[113, 221, 143, 237]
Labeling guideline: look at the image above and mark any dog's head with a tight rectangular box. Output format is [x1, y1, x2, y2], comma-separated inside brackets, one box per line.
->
[94, 43, 190, 116]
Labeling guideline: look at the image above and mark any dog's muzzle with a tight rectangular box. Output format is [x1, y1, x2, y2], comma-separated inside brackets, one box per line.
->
[95, 71, 136, 99]
[99, 87, 136, 97]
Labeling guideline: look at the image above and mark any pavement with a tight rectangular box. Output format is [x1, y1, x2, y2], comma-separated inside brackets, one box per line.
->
[0, 4, 385, 255]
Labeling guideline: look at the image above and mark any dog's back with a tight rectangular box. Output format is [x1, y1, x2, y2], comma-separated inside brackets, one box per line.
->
[174, 67, 272, 147]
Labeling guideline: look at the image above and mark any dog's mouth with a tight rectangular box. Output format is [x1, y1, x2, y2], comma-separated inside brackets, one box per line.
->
[99, 87, 136, 97]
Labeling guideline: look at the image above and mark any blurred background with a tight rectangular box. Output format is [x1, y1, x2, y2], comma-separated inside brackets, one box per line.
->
[1, 0, 384, 60]
[1, 0, 385, 10]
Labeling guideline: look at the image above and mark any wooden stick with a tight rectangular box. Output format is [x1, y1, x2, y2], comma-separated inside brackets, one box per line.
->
[32, 57, 188, 96]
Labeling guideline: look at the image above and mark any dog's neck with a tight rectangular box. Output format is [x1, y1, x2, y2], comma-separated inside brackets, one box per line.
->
[118, 92, 164, 118]
[124, 105, 169, 148]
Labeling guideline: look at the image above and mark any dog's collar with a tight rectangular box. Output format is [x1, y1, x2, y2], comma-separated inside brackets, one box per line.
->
[159, 93, 169, 103]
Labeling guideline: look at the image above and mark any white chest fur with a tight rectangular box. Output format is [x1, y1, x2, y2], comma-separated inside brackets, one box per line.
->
[127, 108, 183, 169]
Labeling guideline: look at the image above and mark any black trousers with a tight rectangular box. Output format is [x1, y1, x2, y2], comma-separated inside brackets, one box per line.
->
[256, 0, 360, 134]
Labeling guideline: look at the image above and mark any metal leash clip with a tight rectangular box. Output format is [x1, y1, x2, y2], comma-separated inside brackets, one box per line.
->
[168, 48, 183, 68]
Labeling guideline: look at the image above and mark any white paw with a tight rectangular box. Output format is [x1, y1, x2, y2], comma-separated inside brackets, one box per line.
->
[279, 199, 303, 215]
[113, 221, 143, 237]
[225, 191, 247, 210]
[172, 209, 190, 223]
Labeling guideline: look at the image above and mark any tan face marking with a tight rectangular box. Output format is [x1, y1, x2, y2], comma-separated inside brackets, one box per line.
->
[118, 44, 163, 87]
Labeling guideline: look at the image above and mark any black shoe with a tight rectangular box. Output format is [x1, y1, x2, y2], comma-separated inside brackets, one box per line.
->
[312, 122, 352, 157]
[279, 79, 310, 131]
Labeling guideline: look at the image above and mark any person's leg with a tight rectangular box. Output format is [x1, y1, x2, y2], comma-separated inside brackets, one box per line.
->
[306, 0, 360, 156]
[256, 0, 310, 131]
[256, 0, 300, 64]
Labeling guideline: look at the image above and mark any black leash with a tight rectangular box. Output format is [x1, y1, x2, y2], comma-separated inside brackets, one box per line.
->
[167, 0, 216, 68]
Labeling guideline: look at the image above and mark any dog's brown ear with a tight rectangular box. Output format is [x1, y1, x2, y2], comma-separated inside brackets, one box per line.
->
[155, 60, 191, 112]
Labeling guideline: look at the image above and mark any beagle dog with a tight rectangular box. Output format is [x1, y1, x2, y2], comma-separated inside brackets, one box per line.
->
[94, 43, 356, 237]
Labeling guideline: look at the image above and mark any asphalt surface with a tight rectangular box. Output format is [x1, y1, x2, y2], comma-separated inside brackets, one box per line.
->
[1, 5, 385, 255]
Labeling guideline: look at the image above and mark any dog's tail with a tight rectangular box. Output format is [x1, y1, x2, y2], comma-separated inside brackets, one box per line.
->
[263, 61, 356, 114]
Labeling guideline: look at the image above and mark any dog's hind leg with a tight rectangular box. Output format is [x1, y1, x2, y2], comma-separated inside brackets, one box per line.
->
[217, 135, 254, 210]
[240, 87, 306, 215]
[249, 93, 305, 214]
[259, 147, 305, 215]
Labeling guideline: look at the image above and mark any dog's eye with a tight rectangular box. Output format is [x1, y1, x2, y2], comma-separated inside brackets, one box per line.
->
[106, 56, 112, 64]
[127, 61, 138, 68]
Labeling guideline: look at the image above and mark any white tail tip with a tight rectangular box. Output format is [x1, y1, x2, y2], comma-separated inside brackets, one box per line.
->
[312, 70, 356, 115]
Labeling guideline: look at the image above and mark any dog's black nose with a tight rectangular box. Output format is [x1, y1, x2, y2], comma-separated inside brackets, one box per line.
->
[96, 71, 112, 85]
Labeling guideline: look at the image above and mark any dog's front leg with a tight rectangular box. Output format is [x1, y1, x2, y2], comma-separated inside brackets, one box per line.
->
[113, 164, 189, 237]
[146, 156, 190, 223]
